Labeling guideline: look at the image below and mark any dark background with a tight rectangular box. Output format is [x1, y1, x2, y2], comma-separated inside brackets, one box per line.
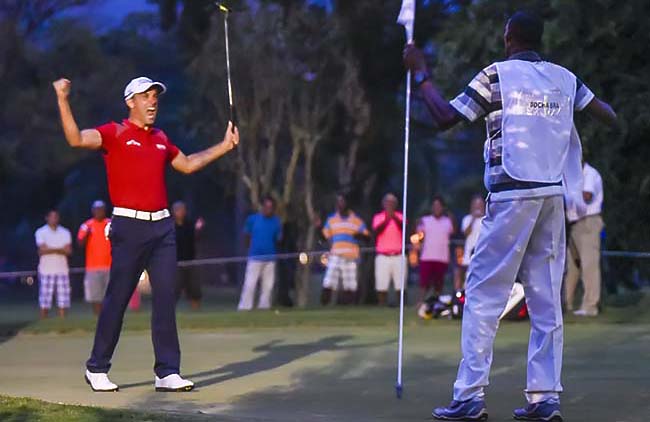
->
[0, 0, 647, 283]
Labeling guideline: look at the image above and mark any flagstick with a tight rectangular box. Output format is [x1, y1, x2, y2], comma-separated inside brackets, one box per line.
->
[395, 0, 414, 398]
[395, 70, 411, 399]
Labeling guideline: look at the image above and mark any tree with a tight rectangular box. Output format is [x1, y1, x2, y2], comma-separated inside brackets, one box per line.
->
[426, 0, 650, 278]
[186, 2, 376, 305]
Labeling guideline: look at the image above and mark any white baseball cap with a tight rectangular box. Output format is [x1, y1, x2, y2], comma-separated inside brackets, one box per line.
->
[123, 77, 167, 100]
[91, 200, 106, 209]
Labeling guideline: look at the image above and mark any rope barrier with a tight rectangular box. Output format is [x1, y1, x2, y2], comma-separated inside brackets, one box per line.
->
[0, 245, 648, 280]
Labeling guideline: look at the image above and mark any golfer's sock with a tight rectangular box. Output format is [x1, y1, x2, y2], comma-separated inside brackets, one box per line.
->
[526, 392, 559, 404]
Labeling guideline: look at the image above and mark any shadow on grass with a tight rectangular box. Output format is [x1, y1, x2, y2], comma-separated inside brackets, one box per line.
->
[216, 325, 650, 422]
[0, 321, 31, 346]
[121, 335, 395, 390]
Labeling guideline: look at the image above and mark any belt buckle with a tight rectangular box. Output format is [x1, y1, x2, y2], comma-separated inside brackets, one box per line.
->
[135, 210, 150, 220]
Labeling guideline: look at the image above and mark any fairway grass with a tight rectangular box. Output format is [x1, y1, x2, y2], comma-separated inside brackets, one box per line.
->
[24, 307, 415, 334]
[11, 289, 648, 335]
[0, 395, 206, 422]
[1, 294, 649, 422]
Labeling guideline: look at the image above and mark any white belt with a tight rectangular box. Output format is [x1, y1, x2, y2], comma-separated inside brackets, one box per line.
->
[113, 207, 170, 221]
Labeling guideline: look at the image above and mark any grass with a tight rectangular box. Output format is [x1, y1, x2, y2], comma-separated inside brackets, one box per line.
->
[23, 307, 416, 334]
[0, 395, 205, 422]
[1, 291, 648, 422]
[4, 288, 645, 335]
[0, 281, 646, 336]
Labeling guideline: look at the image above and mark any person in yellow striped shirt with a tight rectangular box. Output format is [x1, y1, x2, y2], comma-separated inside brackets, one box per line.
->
[321, 194, 369, 305]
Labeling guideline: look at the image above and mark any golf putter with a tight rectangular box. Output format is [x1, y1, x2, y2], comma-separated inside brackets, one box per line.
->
[217, 2, 238, 132]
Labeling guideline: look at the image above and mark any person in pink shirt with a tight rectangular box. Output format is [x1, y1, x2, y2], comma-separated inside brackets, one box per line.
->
[415, 195, 455, 303]
[372, 193, 407, 306]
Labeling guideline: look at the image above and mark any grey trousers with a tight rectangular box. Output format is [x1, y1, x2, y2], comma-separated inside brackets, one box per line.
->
[453, 195, 565, 403]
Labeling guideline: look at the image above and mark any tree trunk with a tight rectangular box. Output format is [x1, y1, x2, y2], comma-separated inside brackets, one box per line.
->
[295, 140, 320, 307]
[295, 226, 316, 308]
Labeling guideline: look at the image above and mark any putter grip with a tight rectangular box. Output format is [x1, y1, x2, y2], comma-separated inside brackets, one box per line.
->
[230, 104, 238, 132]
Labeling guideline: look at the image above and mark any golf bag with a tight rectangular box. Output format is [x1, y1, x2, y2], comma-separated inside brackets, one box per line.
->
[417, 282, 528, 321]
[417, 290, 466, 320]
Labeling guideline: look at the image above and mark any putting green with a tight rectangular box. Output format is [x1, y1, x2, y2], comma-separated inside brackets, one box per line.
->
[1, 305, 649, 421]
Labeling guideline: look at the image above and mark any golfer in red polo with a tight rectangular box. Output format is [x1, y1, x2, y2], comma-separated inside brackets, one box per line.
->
[52, 76, 239, 392]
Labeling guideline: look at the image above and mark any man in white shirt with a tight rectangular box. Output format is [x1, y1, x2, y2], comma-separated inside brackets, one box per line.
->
[456, 195, 485, 291]
[564, 162, 604, 316]
[35, 209, 72, 319]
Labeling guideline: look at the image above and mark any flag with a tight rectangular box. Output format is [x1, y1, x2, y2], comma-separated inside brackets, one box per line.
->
[397, 0, 415, 42]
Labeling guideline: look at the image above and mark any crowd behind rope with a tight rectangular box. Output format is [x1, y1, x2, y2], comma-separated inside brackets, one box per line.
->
[34, 161, 603, 319]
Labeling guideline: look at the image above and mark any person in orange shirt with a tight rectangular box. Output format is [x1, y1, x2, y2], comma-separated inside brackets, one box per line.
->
[78, 200, 112, 315]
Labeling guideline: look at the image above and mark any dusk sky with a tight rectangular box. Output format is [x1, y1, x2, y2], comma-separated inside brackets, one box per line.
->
[64, 0, 160, 30]
[64, 0, 333, 31]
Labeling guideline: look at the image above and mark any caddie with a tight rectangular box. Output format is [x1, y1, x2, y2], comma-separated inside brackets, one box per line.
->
[403, 11, 616, 421]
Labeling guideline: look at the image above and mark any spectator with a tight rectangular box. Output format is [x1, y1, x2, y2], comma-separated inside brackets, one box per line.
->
[415, 195, 455, 303]
[78, 200, 112, 315]
[455, 195, 485, 291]
[321, 193, 370, 305]
[238, 196, 282, 311]
[372, 193, 406, 306]
[35, 210, 72, 319]
[564, 162, 604, 316]
[172, 201, 204, 310]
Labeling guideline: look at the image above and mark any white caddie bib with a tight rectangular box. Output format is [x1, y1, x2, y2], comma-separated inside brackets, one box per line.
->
[496, 59, 577, 183]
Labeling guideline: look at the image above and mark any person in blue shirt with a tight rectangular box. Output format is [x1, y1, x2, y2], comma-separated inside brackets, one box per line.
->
[237, 196, 283, 310]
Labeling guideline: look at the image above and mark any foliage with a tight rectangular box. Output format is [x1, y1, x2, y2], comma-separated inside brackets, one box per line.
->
[427, 0, 650, 252]
[0, 0, 647, 281]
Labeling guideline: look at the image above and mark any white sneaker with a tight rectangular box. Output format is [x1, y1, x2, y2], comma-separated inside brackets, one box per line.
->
[155, 374, 194, 392]
[573, 309, 598, 317]
[85, 370, 119, 392]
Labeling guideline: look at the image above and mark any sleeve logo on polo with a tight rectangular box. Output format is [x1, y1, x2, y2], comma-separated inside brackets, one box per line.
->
[126, 139, 142, 147]
[155, 144, 167, 150]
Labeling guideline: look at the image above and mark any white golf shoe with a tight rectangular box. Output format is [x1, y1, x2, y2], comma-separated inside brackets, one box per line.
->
[155, 374, 194, 392]
[85, 370, 119, 392]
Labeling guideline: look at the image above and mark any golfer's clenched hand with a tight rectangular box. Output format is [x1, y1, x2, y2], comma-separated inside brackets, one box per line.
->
[53, 78, 72, 100]
[221, 121, 239, 151]
[403, 43, 427, 73]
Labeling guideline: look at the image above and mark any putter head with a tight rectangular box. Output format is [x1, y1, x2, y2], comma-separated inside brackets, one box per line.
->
[215, 1, 242, 14]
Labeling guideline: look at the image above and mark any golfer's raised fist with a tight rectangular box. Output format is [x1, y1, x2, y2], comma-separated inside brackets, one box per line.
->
[53, 78, 71, 99]
[403, 43, 426, 73]
[222, 121, 239, 151]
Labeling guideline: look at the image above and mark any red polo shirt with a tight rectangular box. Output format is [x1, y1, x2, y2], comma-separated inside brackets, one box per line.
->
[96, 119, 180, 211]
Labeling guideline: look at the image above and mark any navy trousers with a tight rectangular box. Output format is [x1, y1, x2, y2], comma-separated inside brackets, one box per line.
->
[86, 215, 181, 378]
